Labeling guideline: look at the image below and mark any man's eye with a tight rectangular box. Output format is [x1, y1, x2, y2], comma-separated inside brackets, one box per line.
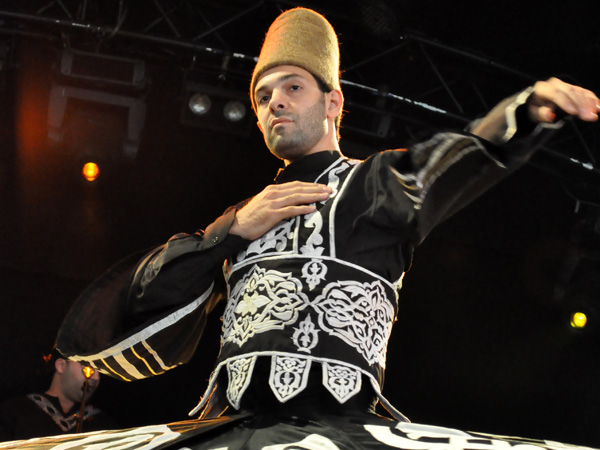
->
[258, 95, 270, 104]
[290, 85, 301, 91]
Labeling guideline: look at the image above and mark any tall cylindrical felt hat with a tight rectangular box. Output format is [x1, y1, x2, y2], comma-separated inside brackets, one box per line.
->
[250, 7, 341, 112]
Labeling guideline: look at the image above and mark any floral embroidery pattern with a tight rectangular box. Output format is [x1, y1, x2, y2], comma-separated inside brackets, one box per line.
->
[292, 315, 320, 353]
[322, 362, 362, 403]
[313, 280, 394, 366]
[236, 218, 295, 262]
[269, 355, 311, 402]
[301, 259, 328, 290]
[226, 356, 257, 409]
[223, 265, 310, 347]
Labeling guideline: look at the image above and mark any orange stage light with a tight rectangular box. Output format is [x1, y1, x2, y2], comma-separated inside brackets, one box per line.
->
[82, 366, 95, 379]
[82, 162, 100, 182]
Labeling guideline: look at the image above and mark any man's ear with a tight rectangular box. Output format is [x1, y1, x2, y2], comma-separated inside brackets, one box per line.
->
[256, 121, 263, 133]
[325, 89, 344, 119]
[55, 358, 67, 374]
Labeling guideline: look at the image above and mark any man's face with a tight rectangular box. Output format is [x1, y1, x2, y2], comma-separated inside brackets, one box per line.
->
[254, 65, 329, 164]
[59, 360, 100, 404]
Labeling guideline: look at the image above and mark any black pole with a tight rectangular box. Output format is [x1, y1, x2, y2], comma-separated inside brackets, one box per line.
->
[75, 377, 89, 433]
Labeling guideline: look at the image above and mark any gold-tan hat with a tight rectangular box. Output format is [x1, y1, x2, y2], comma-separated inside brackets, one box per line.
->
[250, 7, 340, 112]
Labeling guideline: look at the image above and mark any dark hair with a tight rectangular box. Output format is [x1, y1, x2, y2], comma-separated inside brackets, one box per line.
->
[313, 74, 331, 94]
[312, 73, 343, 137]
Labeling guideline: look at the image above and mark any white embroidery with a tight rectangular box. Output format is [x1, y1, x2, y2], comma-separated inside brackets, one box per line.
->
[313, 280, 394, 366]
[292, 315, 320, 353]
[237, 218, 295, 261]
[393, 272, 405, 292]
[226, 356, 257, 409]
[322, 362, 362, 403]
[328, 162, 360, 259]
[299, 210, 325, 256]
[326, 160, 357, 198]
[28, 394, 100, 431]
[301, 259, 328, 290]
[4, 424, 181, 450]
[269, 355, 311, 402]
[392, 133, 484, 210]
[364, 421, 556, 450]
[223, 265, 310, 347]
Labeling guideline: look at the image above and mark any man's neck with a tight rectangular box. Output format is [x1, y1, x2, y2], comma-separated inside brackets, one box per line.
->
[283, 142, 341, 166]
[45, 389, 75, 414]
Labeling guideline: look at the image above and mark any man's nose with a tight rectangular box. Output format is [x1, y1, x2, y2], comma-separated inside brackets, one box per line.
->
[269, 89, 287, 110]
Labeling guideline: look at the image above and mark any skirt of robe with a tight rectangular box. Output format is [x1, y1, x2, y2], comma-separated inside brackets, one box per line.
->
[0, 410, 593, 450]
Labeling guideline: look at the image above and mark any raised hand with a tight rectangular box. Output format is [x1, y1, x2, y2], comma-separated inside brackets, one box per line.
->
[229, 181, 332, 240]
[528, 77, 600, 123]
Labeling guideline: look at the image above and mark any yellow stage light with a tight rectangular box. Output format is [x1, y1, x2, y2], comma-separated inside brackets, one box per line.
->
[570, 312, 587, 329]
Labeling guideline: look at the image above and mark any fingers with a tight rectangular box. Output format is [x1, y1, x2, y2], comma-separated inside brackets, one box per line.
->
[530, 78, 600, 123]
[264, 182, 332, 209]
[277, 203, 319, 219]
[576, 85, 600, 120]
[537, 105, 557, 123]
[258, 182, 331, 222]
[229, 182, 332, 240]
[264, 181, 332, 197]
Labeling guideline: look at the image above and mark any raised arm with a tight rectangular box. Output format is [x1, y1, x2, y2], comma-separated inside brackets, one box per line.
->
[362, 79, 600, 246]
[471, 78, 600, 142]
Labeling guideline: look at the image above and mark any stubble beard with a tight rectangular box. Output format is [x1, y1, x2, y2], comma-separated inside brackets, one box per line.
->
[266, 96, 327, 162]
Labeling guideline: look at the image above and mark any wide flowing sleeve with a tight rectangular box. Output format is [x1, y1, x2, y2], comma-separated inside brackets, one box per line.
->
[56, 206, 250, 382]
[392, 87, 563, 242]
[335, 88, 563, 281]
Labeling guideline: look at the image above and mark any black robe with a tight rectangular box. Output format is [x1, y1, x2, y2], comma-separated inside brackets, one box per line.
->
[2, 89, 585, 449]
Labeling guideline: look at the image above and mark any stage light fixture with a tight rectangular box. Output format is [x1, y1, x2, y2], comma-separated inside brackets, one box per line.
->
[224, 100, 246, 122]
[180, 82, 252, 136]
[189, 93, 212, 115]
[48, 84, 146, 160]
[570, 312, 587, 329]
[81, 162, 100, 182]
[60, 49, 146, 88]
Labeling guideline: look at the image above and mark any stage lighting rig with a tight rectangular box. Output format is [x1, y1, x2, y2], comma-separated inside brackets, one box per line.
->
[180, 82, 252, 136]
[47, 49, 147, 165]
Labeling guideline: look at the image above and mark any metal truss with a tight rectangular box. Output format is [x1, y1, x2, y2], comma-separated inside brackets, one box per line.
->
[0, 0, 598, 200]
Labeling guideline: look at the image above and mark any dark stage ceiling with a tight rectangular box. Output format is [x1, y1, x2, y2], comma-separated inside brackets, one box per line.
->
[0, 0, 599, 446]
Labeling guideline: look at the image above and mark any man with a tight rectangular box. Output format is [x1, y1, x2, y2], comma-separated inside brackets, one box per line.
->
[12, 6, 598, 450]
[0, 350, 116, 441]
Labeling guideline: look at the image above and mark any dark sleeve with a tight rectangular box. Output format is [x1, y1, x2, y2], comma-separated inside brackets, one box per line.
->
[336, 89, 561, 279]
[56, 206, 250, 382]
[127, 207, 247, 324]
[0, 396, 59, 441]
[394, 88, 562, 242]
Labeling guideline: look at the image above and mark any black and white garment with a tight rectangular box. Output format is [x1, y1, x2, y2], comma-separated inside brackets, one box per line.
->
[0, 398, 594, 449]
[0, 393, 116, 442]
[26, 394, 102, 433]
[193, 153, 408, 419]
[13, 90, 587, 449]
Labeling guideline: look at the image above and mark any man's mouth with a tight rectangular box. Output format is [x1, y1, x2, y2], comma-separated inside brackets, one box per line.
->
[271, 117, 293, 128]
